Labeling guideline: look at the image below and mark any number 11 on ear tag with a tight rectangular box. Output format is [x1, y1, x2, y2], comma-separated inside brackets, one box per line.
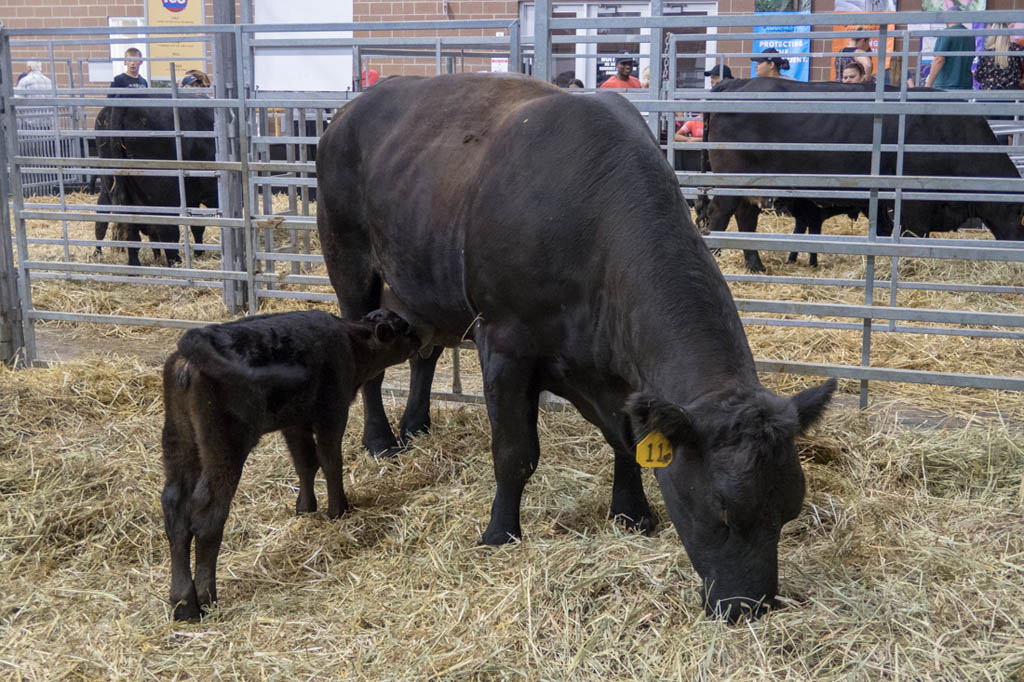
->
[636, 430, 673, 468]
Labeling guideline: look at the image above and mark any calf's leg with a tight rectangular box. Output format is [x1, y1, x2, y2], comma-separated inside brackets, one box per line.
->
[190, 428, 250, 615]
[314, 411, 349, 519]
[161, 414, 202, 621]
[282, 425, 319, 514]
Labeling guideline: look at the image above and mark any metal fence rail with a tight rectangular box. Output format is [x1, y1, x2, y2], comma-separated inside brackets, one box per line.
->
[1, 12, 1022, 406]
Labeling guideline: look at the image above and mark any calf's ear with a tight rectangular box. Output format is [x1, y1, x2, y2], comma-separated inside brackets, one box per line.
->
[792, 378, 837, 433]
[373, 322, 396, 344]
[625, 393, 699, 449]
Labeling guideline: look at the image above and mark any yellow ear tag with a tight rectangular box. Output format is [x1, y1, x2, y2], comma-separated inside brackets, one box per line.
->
[635, 430, 673, 468]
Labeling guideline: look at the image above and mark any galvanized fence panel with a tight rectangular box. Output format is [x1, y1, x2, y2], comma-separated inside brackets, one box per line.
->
[1, 13, 1022, 404]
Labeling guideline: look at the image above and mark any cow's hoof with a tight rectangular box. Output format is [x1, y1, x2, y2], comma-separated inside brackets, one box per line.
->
[609, 509, 656, 535]
[480, 525, 522, 546]
[787, 252, 798, 263]
[172, 600, 201, 622]
[363, 433, 403, 459]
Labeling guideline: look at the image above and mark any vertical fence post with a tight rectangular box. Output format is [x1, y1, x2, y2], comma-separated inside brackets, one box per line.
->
[648, 0, 663, 142]
[1, 30, 25, 365]
[534, 0, 551, 84]
[1, 27, 32, 365]
[509, 20, 521, 74]
[214, 0, 246, 314]
[859, 24, 888, 409]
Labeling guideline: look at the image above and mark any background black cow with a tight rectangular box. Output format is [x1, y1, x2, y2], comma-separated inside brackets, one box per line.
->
[316, 73, 836, 621]
[704, 78, 1024, 272]
[94, 98, 218, 266]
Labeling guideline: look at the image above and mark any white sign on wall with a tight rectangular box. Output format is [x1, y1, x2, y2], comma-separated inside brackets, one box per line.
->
[253, 0, 354, 92]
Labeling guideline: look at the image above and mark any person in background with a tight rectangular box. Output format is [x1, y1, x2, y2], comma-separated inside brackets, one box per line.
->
[924, 21, 976, 90]
[362, 66, 379, 88]
[599, 57, 642, 89]
[180, 69, 210, 88]
[975, 23, 1024, 145]
[753, 48, 789, 79]
[835, 29, 874, 82]
[641, 66, 650, 88]
[674, 113, 703, 143]
[568, 79, 584, 89]
[842, 61, 868, 83]
[975, 23, 1024, 91]
[704, 63, 733, 87]
[14, 61, 52, 92]
[887, 55, 915, 89]
[14, 60, 54, 131]
[110, 48, 148, 95]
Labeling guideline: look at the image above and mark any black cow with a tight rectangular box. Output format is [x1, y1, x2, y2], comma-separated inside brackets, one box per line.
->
[94, 99, 217, 266]
[316, 73, 837, 621]
[161, 309, 420, 620]
[705, 78, 1024, 272]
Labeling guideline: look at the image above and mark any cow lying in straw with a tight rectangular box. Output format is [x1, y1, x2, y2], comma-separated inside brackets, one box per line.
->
[160, 309, 420, 620]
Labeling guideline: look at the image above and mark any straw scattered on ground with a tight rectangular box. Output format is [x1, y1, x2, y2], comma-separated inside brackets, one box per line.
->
[3, 192, 1024, 679]
[1, 357, 1023, 680]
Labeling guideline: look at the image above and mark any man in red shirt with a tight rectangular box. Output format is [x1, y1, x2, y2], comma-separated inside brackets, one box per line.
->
[599, 57, 642, 89]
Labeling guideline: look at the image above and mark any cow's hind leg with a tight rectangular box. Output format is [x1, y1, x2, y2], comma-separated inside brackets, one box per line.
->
[397, 345, 444, 444]
[477, 328, 541, 545]
[190, 428, 250, 616]
[313, 410, 349, 519]
[161, 414, 202, 621]
[282, 425, 319, 515]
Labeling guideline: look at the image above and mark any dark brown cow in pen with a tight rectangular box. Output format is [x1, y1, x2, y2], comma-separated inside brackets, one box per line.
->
[94, 100, 217, 266]
[703, 78, 1024, 272]
[316, 73, 837, 621]
[160, 309, 419, 620]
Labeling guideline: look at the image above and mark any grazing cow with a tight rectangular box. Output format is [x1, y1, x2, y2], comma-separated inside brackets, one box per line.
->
[94, 100, 217, 266]
[705, 78, 1024, 272]
[160, 309, 420, 620]
[316, 73, 837, 621]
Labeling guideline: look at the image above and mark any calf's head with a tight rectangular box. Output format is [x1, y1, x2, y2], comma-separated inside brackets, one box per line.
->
[626, 378, 836, 622]
[353, 309, 421, 380]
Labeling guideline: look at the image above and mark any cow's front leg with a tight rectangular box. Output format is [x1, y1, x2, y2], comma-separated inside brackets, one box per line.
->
[125, 226, 143, 267]
[477, 334, 540, 546]
[397, 345, 444, 444]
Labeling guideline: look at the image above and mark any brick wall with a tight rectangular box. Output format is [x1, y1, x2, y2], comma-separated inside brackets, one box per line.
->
[6, 0, 1023, 85]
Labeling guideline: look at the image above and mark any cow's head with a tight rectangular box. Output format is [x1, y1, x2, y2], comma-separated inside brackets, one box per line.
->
[626, 378, 836, 622]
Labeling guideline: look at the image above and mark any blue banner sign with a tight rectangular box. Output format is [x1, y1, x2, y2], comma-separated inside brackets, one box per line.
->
[753, 11, 811, 82]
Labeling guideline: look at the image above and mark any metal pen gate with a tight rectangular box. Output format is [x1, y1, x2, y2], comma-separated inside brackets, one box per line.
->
[1, 9, 1022, 407]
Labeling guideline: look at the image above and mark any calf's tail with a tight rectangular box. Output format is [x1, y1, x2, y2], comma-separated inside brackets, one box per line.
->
[177, 328, 308, 389]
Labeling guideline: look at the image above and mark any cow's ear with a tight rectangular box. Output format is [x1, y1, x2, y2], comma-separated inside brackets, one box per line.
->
[625, 393, 699, 449]
[373, 322, 395, 344]
[792, 378, 837, 433]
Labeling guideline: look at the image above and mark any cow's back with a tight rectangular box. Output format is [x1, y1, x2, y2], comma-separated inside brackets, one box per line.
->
[708, 78, 1018, 179]
[317, 74, 713, 353]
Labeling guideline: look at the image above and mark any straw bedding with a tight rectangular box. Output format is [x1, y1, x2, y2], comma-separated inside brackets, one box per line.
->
[2, 192, 1023, 679]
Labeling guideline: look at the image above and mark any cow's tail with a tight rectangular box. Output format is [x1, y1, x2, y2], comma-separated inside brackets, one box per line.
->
[176, 328, 308, 389]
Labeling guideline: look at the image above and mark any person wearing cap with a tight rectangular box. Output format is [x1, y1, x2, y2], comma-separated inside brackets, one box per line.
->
[753, 48, 789, 79]
[704, 64, 733, 87]
[599, 56, 642, 89]
[180, 70, 210, 88]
